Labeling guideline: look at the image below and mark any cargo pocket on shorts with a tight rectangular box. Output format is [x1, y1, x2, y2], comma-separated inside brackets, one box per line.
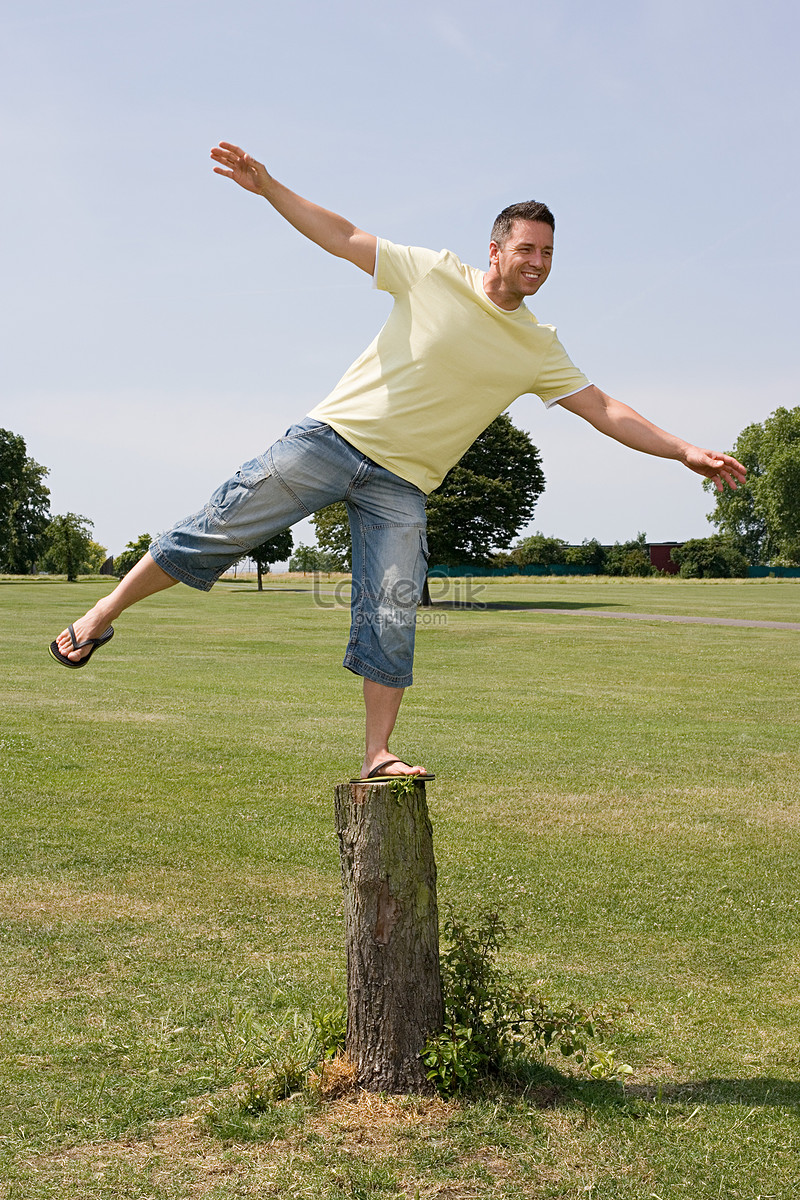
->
[206, 456, 271, 528]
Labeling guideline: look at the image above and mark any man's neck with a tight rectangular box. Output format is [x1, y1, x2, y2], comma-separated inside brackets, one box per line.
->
[482, 270, 523, 312]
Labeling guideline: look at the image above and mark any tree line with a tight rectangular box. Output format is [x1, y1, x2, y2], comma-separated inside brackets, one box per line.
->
[0, 429, 296, 585]
[5, 407, 798, 582]
[0, 429, 107, 579]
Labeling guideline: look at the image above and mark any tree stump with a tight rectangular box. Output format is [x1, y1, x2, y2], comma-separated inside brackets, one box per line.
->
[334, 780, 443, 1093]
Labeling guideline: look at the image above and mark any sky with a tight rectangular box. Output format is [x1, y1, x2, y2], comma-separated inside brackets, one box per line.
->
[3, 0, 798, 561]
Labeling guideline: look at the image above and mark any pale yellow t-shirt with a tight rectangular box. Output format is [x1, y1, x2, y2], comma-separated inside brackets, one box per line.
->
[307, 239, 589, 494]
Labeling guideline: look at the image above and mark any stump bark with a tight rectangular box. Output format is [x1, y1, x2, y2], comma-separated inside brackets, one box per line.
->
[334, 780, 443, 1093]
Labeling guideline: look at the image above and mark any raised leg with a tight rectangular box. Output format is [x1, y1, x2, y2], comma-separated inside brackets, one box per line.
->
[53, 552, 177, 664]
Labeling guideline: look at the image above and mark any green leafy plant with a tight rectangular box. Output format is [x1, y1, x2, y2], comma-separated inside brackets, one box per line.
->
[312, 1002, 347, 1060]
[423, 908, 632, 1095]
[388, 775, 422, 802]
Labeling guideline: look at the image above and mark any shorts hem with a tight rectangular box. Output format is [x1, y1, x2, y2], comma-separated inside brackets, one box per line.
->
[343, 654, 412, 689]
[149, 541, 219, 593]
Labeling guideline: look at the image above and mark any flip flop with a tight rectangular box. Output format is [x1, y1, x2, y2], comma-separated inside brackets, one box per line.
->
[49, 624, 115, 669]
[350, 758, 436, 784]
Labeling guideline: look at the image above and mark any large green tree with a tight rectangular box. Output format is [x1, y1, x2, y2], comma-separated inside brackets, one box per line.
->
[0, 429, 51, 573]
[707, 406, 800, 565]
[426, 414, 545, 565]
[42, 513, 96, 581]
[312, 414, 546, 571]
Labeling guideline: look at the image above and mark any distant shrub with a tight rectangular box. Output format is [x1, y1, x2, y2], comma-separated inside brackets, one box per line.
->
[671, 536, 749, 579]
[506, 533, 568, 567]
[563, 538, 607, 572]
[288, 544, 342, 573]
[604, 533, 654, 577]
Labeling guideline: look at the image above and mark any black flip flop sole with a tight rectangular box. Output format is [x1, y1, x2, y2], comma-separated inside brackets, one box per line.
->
[48, 626, 115, 668]
[349, 773, 436, 784]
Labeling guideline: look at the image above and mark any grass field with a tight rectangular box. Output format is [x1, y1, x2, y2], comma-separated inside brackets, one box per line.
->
[2, 574, 799, 1198]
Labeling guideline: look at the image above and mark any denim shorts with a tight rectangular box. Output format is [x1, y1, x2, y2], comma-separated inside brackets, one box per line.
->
[149, 418, 428, 688]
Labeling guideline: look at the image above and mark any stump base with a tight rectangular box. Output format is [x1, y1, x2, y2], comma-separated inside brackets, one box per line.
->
[334, 780, 443, 1094]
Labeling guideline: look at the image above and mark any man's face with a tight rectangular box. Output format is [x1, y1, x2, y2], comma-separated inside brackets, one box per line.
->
[488, 219, 553, 300]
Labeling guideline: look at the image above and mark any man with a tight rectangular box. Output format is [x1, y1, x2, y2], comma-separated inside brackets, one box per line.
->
[50, 142, 746, 780]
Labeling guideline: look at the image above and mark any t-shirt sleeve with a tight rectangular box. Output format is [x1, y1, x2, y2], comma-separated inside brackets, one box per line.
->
[533, 332, 590, 407]
[375, 238, 445, 297]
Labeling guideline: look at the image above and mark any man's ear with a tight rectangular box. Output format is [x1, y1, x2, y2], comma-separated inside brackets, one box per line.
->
[488, 239, 500, 266]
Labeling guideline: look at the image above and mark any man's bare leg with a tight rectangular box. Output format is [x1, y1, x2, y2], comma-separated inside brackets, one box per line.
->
[360, 678, 427, 779]
[53, 552, 178, 664]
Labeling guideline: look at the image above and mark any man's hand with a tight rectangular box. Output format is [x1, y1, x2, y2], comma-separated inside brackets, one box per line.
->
[210, 142, 270, 195]
[682, 446, 747, 492]
[209, 141, 377, 274]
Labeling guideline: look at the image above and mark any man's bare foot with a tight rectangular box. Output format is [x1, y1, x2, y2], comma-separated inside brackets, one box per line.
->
[359, 755, 430, 780]
[54, 603, 116, 664]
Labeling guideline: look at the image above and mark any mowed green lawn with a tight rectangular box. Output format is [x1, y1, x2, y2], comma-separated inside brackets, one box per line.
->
[1, 575, 799, 1198]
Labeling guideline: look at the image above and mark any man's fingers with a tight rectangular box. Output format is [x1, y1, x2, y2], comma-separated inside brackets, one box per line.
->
[211, 145, 251, 172]
[210, 154, 241, 169]
[694, 449, 747, 490]
[211, 142, 262, 191]
[719, 453, 747, 477]
[711, 467, 745, 491]
[717, 459, 747, 487]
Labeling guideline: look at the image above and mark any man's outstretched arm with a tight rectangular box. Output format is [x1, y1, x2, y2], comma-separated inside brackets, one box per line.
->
[556, 385, 746, 492]
[210, 142, 377, 275]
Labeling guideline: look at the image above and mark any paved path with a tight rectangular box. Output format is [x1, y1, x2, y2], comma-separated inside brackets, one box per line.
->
[251, 587, 799, 631]
[519, 608, 800, 631]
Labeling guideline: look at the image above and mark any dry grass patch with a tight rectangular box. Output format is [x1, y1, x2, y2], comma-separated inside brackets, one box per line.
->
[305, 1084, 452, 1141]
[0, 878, 171, 923]
[308, 1052, 358, 1099]
[32, 1104, 245, 1199]
[0, 869, 338, 929]
[21, 1087, 458, 1199]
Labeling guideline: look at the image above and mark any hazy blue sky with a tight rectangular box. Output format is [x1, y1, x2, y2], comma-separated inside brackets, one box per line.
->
[4, 0, 798, 558]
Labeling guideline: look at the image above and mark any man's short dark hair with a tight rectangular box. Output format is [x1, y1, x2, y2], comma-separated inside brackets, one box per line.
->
[491, 201, 555, 246]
